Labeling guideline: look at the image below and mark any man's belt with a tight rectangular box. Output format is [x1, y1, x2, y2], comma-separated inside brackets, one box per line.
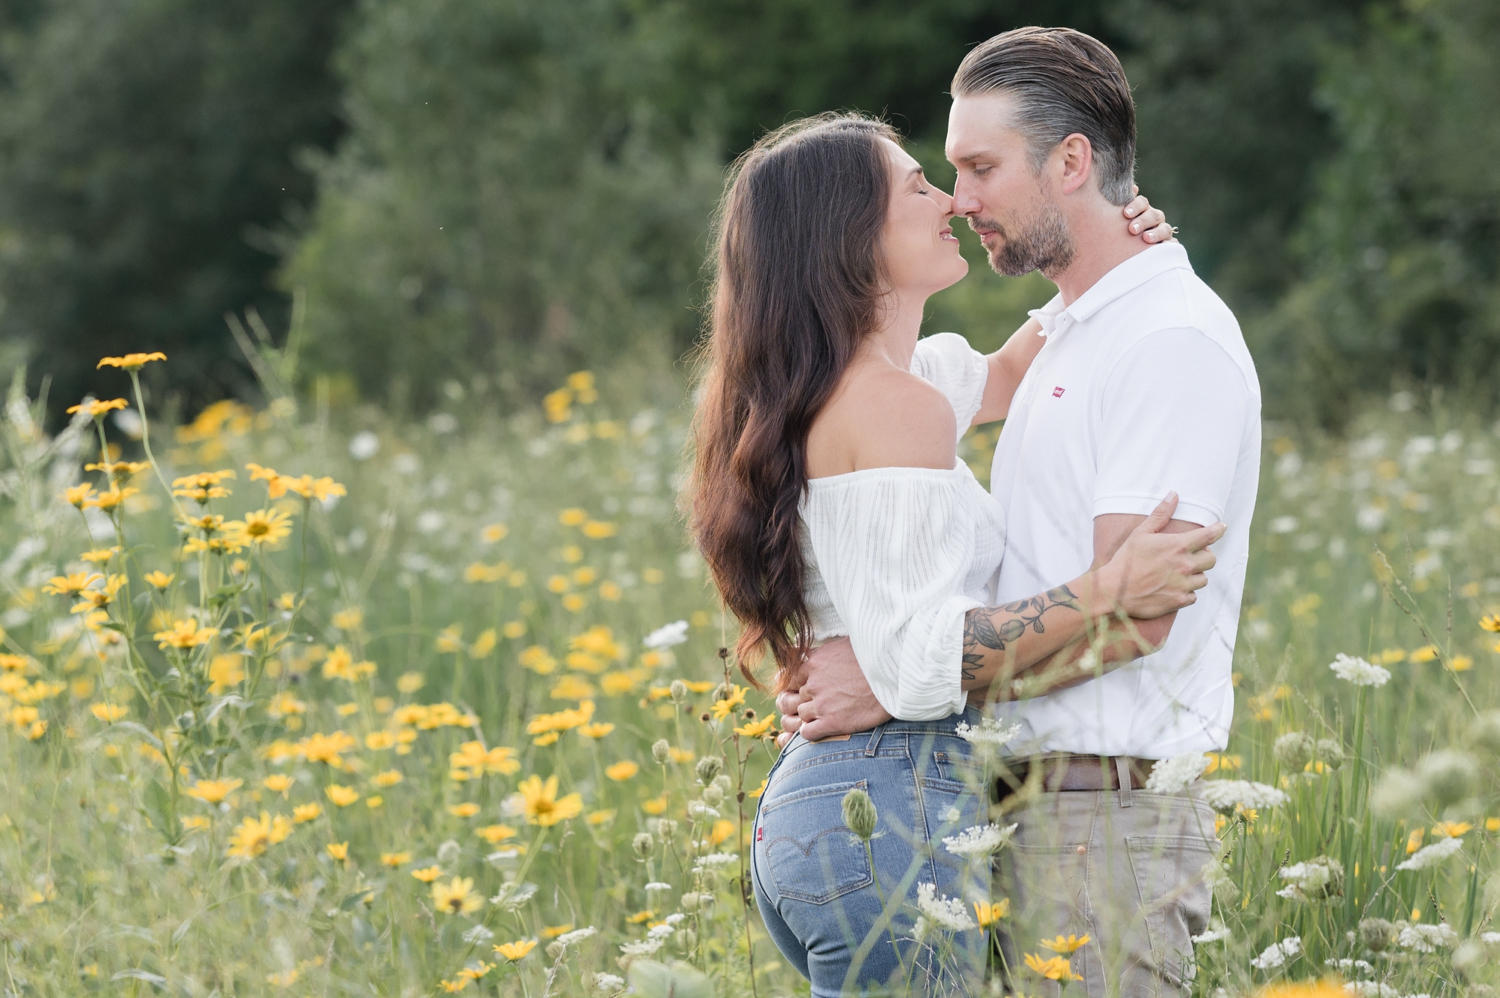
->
[1006, 754, 1156, 793]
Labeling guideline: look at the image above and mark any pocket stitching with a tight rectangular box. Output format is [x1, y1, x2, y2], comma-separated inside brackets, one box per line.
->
[764, 826, 875, 904]
[1125, 835, 1216, 987]
[759, 778, 867, 817]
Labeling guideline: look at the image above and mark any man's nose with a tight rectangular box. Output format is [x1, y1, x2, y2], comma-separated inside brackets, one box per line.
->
[951, 175, 981, 217]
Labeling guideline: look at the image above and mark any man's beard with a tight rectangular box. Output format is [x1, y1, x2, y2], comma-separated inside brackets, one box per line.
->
[972, 199, 1075, 278]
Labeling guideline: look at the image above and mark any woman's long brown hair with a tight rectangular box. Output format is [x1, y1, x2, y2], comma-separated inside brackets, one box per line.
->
[687, 113, 898, 688]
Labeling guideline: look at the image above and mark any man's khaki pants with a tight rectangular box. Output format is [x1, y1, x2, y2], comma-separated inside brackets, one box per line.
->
[994, 783, 1218, 998]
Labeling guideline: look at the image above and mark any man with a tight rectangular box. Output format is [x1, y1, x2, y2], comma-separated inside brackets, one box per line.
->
[776, 26, 1261, 997]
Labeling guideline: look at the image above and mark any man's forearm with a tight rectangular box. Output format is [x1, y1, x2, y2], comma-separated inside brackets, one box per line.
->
[959, 583, 1089, 688]
[963, 612, 1170, 708]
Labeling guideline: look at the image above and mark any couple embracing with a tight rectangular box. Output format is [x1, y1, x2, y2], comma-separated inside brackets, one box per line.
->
[686, 26, 1259, 998]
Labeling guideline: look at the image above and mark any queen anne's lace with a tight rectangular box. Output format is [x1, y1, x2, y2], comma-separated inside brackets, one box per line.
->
[556, 926, 597, 947]
[1250, 936, 1302, 970]
[1396, 922, 1457, 952]
[1200, 780, 1289, 812]
[643, 620, 689, 649]
[1395, 836, 1463, 872]
[954, 717, 1021, 746]
[915, 883, 977, 931]
[1329, 653, 1391, 687]
[942, 823, 1017, 857]
[1146, 753, 1210, 794]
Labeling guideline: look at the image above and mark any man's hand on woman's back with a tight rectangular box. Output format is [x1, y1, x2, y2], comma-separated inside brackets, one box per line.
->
[774, 637, 891, 747]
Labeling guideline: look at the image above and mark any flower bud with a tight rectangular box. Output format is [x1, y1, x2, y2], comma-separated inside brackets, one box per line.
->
[632, 833, 654, 860]
[678, 929, 696, 950]
[436, 839, 461, 864]
[1315, 739, 1344, 769]
[651, 739, 671, 764]
[1454, 939, 1486, 972]
[1273, 731, 1315, 771]
[714, 682, 734, 702]
[713, 774, 732, 793]
[680, 891, 701, 911]
[702, 785, 724, 807]
[657, 819, 678, 839]
[669, 680, 688, 703]
[1416, 749, 1480, 808]
[1470, 711, 1500, 754]
[696, 755, 723, 785]
[842, 787, 878, 841]
[546, 941, 565, 961]
[1370, 768, 1424, 819]
[1359, 917, 1395, 952]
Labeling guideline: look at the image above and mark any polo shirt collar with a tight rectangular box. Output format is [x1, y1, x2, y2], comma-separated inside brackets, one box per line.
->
[1026, 243, 1195, 336]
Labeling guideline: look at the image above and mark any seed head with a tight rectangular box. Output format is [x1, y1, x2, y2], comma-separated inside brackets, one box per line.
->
[695, 755, 723, 785]
[1273, 732, 1315, 770]
[1360, 917, 1395, 952]
[1416, 749, 1480, 807]
[842, 787, 878, 841]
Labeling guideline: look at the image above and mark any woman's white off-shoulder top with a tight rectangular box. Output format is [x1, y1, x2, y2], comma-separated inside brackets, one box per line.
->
[798, 333, 1004, 721]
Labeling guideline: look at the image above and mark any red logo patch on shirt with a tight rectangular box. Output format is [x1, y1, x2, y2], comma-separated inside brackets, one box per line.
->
[1052, 386, 1066, 398]
[756, 826, 763, 842]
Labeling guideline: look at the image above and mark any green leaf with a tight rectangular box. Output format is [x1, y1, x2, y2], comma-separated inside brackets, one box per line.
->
[143, 779, 173, 837]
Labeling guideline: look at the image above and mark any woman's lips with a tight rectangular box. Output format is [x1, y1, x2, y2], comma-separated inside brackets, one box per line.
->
[939, 226, 958, 242]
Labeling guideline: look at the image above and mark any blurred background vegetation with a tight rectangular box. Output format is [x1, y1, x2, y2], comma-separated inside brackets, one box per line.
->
[1, 0, 1495, 427]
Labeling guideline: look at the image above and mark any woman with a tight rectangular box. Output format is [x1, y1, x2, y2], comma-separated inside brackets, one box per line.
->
[686, 115, 1222, 995]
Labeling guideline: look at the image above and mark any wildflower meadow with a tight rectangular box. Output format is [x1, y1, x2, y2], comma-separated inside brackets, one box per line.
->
[3, 348, 1500, 998]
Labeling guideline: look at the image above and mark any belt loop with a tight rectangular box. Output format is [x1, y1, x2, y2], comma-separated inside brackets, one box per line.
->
[864, 724, 886, 757]
[1115, 757, 1134, 808]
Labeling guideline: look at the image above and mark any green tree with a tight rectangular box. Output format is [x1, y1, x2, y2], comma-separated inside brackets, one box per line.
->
[282, 0, 727, 411]
[1116, 0, 1375, 309]
[0, 0, 350, 420]
[286, 0, 1129, 405]
[1252, 0, 1500, 425]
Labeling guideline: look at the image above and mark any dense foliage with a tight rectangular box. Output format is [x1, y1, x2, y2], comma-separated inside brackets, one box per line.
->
[2, 0, 1497, 423]
[0, 0, 350, 416]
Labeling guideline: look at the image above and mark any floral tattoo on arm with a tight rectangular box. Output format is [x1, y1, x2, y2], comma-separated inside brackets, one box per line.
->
[961, 584, 1082, 682]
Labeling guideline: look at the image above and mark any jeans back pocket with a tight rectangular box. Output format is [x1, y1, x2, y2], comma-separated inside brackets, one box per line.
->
[758, 779, 874, 905]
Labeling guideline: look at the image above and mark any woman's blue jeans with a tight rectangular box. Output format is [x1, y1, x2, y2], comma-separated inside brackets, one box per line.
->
[750, 707, 991, 997]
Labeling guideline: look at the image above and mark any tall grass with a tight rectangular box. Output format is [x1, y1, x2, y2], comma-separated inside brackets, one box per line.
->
[1, 353, 1498, 997]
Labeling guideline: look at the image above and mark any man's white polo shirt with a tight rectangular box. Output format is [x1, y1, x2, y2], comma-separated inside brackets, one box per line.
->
[987, 242, 1261, 759]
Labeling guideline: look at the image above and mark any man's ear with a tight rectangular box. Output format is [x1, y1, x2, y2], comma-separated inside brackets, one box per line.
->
[1055, 133, 1094, 196]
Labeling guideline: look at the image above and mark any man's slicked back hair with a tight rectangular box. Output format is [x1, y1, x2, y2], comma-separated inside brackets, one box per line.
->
[952, 26, 1136, 205]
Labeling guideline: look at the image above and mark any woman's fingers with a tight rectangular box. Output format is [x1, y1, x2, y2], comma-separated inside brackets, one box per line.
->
[1130, 206, 1166, 234]
[1144, 219, 1176, 242]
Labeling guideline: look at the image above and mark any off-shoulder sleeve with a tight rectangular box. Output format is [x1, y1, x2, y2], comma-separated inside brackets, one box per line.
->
[802, 470, 979, 720]
[909, 332, 988, 437]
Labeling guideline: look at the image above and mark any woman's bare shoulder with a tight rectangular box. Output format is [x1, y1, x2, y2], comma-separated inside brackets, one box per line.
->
[810, 365, 957, 476]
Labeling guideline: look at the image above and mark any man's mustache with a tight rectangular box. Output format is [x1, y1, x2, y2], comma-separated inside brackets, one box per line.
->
[967, 217, 1003, 238]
